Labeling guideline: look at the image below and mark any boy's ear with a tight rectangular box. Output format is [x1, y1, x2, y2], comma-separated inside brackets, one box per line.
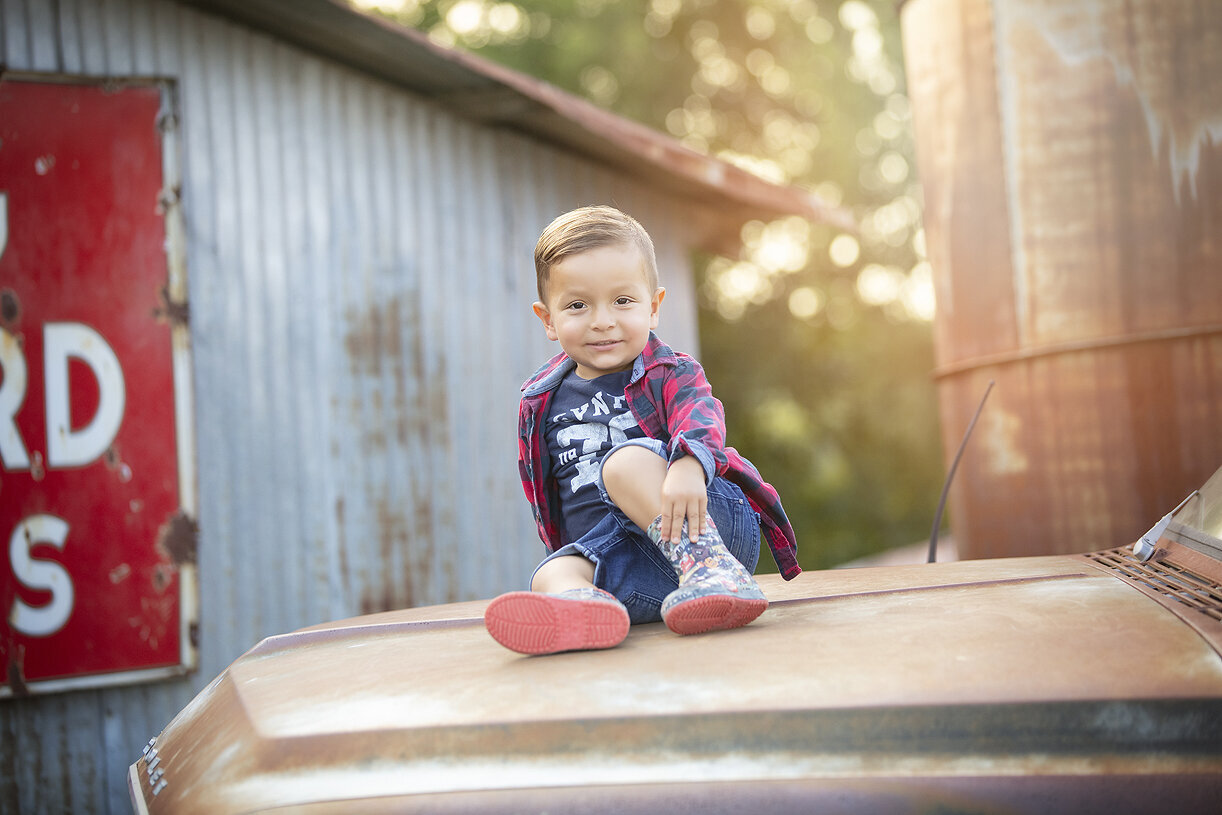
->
[649, 287, 666, 330]
[532, 301, 559, 341]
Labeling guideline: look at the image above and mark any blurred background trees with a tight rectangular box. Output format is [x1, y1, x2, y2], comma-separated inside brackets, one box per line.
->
[351, 0, 945, 570]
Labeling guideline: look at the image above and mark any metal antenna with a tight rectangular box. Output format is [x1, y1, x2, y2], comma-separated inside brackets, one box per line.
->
[927, 380, 994, 564]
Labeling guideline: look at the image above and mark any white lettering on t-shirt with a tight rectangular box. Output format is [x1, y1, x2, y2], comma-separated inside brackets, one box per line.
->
[556, 424, 608, 491]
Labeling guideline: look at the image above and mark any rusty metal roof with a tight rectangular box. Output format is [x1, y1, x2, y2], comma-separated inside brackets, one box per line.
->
[130, 544, 1222, 813]
[178, 0, 850, 229]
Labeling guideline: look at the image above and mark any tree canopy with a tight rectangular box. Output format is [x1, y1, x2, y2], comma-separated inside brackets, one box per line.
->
[353, 0, 945, 569]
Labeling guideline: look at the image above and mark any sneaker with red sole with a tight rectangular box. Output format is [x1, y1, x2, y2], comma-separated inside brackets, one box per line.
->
[484, 587, 630, 655]
[662, 591, 768, 635]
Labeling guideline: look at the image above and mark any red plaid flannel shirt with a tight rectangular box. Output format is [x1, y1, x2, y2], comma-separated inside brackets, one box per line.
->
[518, 333, 801, 580]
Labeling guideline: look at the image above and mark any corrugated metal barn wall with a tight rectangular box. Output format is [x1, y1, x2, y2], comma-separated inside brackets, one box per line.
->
[0, 0, 704, 811]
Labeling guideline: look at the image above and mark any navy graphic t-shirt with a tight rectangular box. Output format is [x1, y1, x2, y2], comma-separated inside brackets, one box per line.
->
[545, 368, 645, 542]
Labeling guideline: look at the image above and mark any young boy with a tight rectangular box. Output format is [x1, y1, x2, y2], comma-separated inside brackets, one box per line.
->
[485, 206, 801, 655]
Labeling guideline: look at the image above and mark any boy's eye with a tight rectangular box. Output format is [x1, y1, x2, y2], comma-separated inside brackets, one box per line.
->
[566, 301, 587, 311]
[615, 296, 633, 305]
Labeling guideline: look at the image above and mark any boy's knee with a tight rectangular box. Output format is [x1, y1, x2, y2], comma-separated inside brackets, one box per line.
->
[602, 443, 665, 488]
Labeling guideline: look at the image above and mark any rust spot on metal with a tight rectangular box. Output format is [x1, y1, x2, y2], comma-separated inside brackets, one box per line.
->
[153, 283, 189, 327]
[342, 296, 446, 450]
[156, 184, 181, 216]
[343, 298, 396, 375]
[156, 110, 179, 135]
[104, 446, 134, 483]
[335, 497, 350, 585]
[0, 288, 19, 326]
[5, 648, 29, 697]
[360, 497, 422, 615]
[156, 510, 198, 567]
[152, 564, 174, 594]
[0, 329, 22, 359]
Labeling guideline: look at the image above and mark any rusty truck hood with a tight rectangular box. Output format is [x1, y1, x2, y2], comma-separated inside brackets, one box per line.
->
[129, 544, 1222, 813]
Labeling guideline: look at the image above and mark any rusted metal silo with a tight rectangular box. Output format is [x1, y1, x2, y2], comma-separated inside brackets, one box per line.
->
[901, 0, 1222, 558]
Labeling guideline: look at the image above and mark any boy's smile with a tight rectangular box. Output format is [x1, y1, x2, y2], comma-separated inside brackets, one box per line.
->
[533, 244, 665, 380]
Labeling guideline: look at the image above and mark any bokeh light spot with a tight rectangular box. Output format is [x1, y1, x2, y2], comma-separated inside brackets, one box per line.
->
[829, 233, 861, 267]
[788, 286, 825, 319]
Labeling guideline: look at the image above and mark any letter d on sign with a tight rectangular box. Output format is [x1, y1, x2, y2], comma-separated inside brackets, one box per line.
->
[9, 515, 74, 637]
[44, 323, 126, 468]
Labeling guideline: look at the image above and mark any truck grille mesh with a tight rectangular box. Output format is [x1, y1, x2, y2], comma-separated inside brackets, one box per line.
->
[1086, 548, 1222, 622]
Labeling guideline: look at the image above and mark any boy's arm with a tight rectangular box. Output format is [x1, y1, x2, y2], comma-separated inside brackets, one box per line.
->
[660, 355, 729, 485]
[650, 355, 729, 542]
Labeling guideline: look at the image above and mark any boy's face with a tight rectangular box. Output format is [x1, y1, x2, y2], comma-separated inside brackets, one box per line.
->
[533, 243, 665, 380]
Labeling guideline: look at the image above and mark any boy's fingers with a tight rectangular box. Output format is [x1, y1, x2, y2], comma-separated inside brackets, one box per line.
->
[669, 505, 686, 543]
[679, 500, 699, 542]
[692, 498, 708, 541]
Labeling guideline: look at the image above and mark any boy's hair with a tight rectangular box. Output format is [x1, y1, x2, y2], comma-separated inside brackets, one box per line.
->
[534, 206, 659, 302]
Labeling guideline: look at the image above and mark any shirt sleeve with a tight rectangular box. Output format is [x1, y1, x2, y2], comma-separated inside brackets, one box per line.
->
[658, 355, 730, 485]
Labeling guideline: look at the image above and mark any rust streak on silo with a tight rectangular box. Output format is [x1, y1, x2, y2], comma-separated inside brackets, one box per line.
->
[902, 0, 1222, 559]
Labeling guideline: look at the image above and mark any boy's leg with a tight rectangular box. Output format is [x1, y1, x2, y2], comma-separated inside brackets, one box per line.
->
[530, 554, 595, 593]
[485, 554, 630, 655]
[598, 444, 671, 532]
[601, 445, 767, 635]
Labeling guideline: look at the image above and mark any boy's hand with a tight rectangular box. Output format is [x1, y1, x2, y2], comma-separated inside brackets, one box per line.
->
[660, 456, 708, 543]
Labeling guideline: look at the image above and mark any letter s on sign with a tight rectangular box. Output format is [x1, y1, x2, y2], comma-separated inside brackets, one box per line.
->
[9, 515, 74, 637]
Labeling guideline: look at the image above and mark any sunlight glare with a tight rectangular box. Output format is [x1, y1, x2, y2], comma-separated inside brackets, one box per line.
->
[806, 16, 834, 44]
[813, 181, 844, 207]
[753, 218, 809, 273]
[852, 27, 883, 61]
[828, 234, 860, 267]
[856, 264, 904, 306]
[873, 109, 903, 141]
[746, 5, 777, 40]
[903, 262, 936, 321]
[838, 0, 879, 31]
[878, 151, 910, 184]
[708, 258, 776, 320]
[489, 2, 526, 35]
[788, 286, 825, 320]
[446, 0, 484, 34]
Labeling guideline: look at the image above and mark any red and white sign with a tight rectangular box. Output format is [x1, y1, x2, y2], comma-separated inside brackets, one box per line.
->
[1, 77, 196, 696]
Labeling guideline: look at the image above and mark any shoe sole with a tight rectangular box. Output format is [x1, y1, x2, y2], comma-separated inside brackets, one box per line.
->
[485, 591, 630, 655]
[663, 594, 767, 636]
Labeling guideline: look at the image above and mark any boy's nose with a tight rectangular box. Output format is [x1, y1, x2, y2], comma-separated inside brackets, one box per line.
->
[591, 306, 616, 328]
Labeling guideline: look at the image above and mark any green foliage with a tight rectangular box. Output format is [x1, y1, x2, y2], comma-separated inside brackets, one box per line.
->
[352, 0, 947, 568]
[699, 267, 943, 571]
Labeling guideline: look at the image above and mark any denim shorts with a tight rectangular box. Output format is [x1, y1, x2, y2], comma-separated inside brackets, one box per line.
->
[532, 438, 761, 625]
